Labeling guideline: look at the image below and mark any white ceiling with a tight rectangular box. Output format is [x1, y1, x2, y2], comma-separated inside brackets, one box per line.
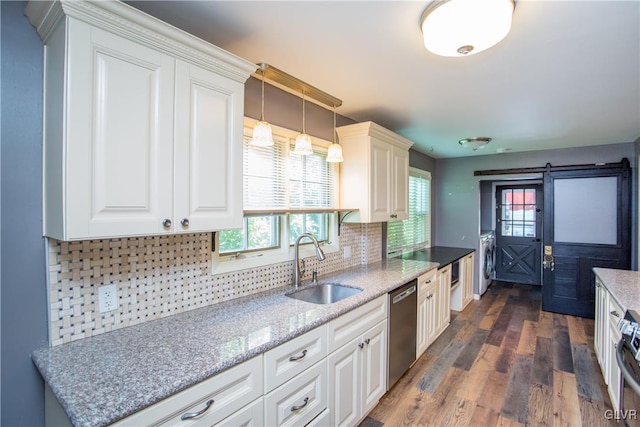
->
[128, 1, 640, 158]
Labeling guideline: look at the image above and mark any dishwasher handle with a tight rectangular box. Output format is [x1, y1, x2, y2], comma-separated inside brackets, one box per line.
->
[392, 285, 416, 304]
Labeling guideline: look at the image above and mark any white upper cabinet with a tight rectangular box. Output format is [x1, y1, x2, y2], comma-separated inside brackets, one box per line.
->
[337, 122, 413, 223]
[26, 0, 255, 241]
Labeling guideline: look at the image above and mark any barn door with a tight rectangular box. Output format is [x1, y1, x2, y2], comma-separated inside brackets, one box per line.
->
[542, 160, 631, 318]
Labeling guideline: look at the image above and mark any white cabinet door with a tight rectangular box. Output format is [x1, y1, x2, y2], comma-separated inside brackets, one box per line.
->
[327, 341, 361, 427]
[426, 282, 439, 347]
[417, 294, 428, 358]
[62, 20, 175, 240]
[438, 265, 452, 336]
[174, 61, 244, 233]
[594, 279, 607, 368]
[369, 138, 393, 222]
[391, 146, 409, 220]
[361, 320, 387, 415]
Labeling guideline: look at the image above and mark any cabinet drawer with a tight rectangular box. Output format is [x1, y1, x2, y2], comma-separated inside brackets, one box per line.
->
[607, 295, 623, 331]
[327, 295, 387, 353]
[418, 269, 438, 297]
[214, 397, 263, 427]
[115, 356, 263, 426]
[264, 325, 327, 393]
[264, 360, 327, 427]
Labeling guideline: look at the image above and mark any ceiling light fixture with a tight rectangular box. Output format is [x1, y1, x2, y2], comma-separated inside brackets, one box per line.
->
[293, 92, 313, 155]
[420, 0, 515, 57]
[459, 136, 492, 151]
[250, 66, 274, 147]
[326, 106, 344, 163]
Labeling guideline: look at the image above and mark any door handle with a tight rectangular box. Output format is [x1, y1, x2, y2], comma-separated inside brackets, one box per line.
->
[543, 254, 555, 271]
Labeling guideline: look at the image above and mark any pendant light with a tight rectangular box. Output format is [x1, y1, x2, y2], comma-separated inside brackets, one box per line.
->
[420, 0, 515, 57]
[326, 106, 343, 163]
[293, 92, 313, 155]
[250, 67, 274, 147]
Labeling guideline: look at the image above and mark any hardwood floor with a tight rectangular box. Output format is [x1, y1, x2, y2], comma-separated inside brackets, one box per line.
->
[363, 281, 616, 427]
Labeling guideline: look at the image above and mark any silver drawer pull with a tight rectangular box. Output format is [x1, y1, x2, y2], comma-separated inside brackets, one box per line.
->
[181, 399, 214, 421]
[291, 397, 309, 412]
[358, 342, 365, 349]
[611, 310, 620, 318]
[289, 349, 308, 362]
[365, 338, 371, 345]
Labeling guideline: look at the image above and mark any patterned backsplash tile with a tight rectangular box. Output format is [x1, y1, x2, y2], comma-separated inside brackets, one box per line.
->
[47, 223, 381, 346]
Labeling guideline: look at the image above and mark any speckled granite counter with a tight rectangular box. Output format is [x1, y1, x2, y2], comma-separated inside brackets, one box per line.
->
[32, 258, 438, 427]
[593, 268, 640, 313]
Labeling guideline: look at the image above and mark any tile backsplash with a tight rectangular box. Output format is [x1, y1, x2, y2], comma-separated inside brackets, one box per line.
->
[47, 223, 381, 346]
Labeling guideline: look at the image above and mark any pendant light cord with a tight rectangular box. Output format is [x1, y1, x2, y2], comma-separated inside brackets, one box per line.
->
[260, 69, 266, 121]
[301, 92, 306, 133]
[333, 106, 337, 144]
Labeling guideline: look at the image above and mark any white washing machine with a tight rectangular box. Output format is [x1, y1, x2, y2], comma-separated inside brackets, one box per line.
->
[479, 231, 495, 296]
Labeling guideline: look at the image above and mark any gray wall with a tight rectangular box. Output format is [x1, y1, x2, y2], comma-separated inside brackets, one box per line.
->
[244, 76, 356, 142]
[435, 142, 636, 294]
[1, 2, 48, 426]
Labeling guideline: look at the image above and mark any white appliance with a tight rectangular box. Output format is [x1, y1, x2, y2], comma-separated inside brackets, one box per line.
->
[479, 231, 495, 295]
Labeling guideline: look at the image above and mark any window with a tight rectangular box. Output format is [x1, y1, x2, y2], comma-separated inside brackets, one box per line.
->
[499, 187, 537, 237]
[387, 168, 431, 257]
[215, 120, 339, 269]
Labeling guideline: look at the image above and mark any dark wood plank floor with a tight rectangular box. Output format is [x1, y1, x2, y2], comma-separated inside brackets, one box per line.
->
[363, 281, 616, 427]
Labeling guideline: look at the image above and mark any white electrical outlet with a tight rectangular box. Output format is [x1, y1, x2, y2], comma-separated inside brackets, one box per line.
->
[98, 284, 118, 313]
[343, 246, 352, 259]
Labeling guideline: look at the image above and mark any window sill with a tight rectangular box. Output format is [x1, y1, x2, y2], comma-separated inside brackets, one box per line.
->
[211, 242, 340, 275]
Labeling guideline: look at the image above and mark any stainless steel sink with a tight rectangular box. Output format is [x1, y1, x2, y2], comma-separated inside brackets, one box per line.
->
[286, 283, 362, 305]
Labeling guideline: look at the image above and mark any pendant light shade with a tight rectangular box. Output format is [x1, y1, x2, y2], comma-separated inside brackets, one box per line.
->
[294, 92, 313, 155]
[250, 67, 274, 147]
[326, 107, 343, 163]
[420, 0, 515, 57]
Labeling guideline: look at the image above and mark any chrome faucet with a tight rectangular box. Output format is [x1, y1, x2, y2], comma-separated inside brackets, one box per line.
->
[293, 233, 326, 288]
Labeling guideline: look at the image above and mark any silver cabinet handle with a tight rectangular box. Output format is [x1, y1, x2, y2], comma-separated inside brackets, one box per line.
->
[291, 397, 309, 412]
[181, 218, 189, 227]
[162, 219, 172, 228]
[181, 399, 214, 421]
[365, 338, 371, 345]
[611, 310, 620, 318]
[289, 349, 307, 362]
[358, 342, 364, 349]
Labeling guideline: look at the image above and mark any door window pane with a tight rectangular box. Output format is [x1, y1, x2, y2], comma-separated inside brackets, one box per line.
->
[499, 188, 538, 237]
[553, 177, 617, 245]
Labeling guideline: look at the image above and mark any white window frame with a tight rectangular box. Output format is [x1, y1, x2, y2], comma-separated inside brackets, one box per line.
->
[212, 118, 340, 274]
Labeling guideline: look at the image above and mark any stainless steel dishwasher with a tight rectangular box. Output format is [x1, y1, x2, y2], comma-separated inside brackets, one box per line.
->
[388, 279, 417, 389]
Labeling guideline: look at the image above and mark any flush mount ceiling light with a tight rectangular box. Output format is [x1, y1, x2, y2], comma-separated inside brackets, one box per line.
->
[420, 0, 515, 57]
[293, 92, 313, 155]
[459, 136, 492, 151]
[250, 66, 274, 147]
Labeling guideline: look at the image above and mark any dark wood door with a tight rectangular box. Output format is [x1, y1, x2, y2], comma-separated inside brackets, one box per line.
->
[542, 160, 631, 318]
[495, 184, 543, 285]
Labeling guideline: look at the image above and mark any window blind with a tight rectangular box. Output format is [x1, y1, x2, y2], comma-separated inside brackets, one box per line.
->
[289, 144, 336, 209]
[243, 133, 287, 210]
[387, 170, 431, 257]
[242, 128, 337, 211]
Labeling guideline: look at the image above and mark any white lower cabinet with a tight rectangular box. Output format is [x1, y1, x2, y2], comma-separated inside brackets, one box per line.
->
[416, 269, 439, 358]
[437, 265, 452, 336]
[594, 276, 623, 411]
[327, 295, 388, 426]
[451, 253, 475, 311]
[48, 298, 392, 427]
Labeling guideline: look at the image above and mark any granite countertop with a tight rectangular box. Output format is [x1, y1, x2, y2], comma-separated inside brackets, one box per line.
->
[33, 258, 439, 427]
[593, 268, 640, 313]
[401, 246, 475, 267]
